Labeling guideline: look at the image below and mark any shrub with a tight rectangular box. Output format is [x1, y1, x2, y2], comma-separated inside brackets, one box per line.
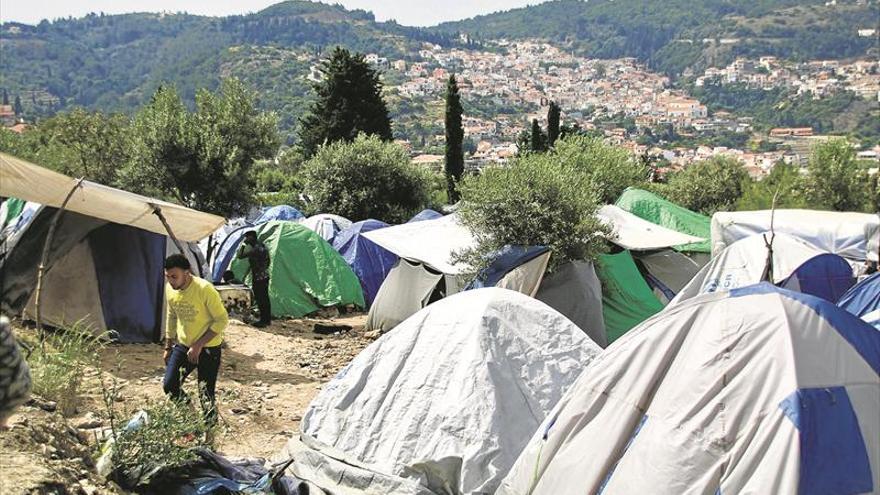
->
[664, 156, 749, 214]
[552, 135, 648, 203]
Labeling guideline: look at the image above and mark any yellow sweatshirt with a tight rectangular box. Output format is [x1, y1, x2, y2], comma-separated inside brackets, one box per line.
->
[165, 276, 227, 347]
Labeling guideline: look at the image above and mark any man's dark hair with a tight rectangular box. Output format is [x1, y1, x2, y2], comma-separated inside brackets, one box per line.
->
[164, 254, 191, 271]
[244, 231, 257, 239]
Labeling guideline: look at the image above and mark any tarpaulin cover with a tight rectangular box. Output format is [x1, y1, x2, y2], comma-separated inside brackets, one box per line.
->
[596, 251, 664, 344]
[365, 260, 443, 333]
[466, 245, 550, 289]
[287, 288, 602, 495]
[300, 214, 353, 244]
[614, 187, 711, 253]
[499, 283, 880, 495]
[255, 205, 304, 224]
[0, 197, 25, 228]
[633, 250, 704, 294]
[332, 219, 397, 307]
[231, 221, 364, 318]
[536, 261, 607, 348]
[838, 272, 880, 324]
[363, 213, 474, 274]
[711, 209, 880, 262]
[407, 209, 443, 223]
[597, 204, 705, 251]
[0, 152, 224, 241]
[672, 232, 854, 306]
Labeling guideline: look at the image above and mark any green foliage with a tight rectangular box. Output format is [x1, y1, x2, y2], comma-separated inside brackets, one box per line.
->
[444, 75, 464, 203]
[802, 138, 871, 212]
[529, 119, 548, 153]
[122, 79, 279, 216]
[301, 134, 430, 223]
[736, 161, 807, 211]
[664, 156, 750, 214]
[298, 47, 392, 157]
[552, 135, 647, 203]
[456, 149, 610, 274]
[25, 321, 107, 416]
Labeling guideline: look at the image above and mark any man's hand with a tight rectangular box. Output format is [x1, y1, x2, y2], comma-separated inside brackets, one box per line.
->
[186, 345, 202, 364]
[163, 347, 172, 365]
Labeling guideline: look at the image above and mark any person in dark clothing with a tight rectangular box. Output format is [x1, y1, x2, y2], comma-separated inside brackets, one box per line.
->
[236, 231, 272, 327]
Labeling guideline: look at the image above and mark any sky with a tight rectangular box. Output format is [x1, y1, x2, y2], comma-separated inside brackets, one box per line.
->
[0, 0, 544, 27]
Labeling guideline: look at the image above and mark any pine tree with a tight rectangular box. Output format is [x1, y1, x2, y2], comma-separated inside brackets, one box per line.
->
[1, 89, 8, 106]
[547, 101, 561, 147]
[444, 75, 464, 203]
[12, 95, 22, 116]
[298, 47, 392, 158]
[529, 119, 547, 152]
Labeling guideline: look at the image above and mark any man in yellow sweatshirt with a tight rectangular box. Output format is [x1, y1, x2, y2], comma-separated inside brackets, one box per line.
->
[162, 254, 228, 423]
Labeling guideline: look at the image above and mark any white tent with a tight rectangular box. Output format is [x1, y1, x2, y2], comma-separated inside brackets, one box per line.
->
[535, 260, 607, 347]
[499, 283, 880, 495]
[711, 209, 880, 262]
[299, 214, 353, 243]
[672, 232, 855, 306]
[281, 288, 602, 495]
[597, 205, 705, 251]
[363, 213, 474, 275]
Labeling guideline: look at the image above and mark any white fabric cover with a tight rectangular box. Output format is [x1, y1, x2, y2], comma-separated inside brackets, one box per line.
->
[671, 232, 829, 305]
[496, 251, 551, 297]
[299, 214, 353, 242]
[598, 205, 705, 251]
[23, 240, 107, 333]
[499, 286, 880, 495]
[711, 209, 880, 262]
[363, 214, 475, 274]
[289, 288, 602, 494]
[634, 250, 705, 293]
[366, 260, 443, 332]
[535, 261, 607, 347]
[0, 152, 224, 241]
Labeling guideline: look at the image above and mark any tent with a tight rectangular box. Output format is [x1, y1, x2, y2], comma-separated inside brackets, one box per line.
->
[210, 226, 253, 283]
[711, 209, 880, 262]
[499, 283, 880, 495]
[406, 209, 443, 223]
[672, 232, 855, 306]
[596, 250, 665, 344]
[281, 288, 602, 495]
[534, 260, 607, 348]
[614, 187, 711, 253]
[0, 154, 223, 342]
[198, 217, 251, 269]
[299, 214, 352, 244]
[838, 272, 880, 328]
[331, 219, 397, 307]
[229, 221, 364, 318]
[254, 205, 304, 224]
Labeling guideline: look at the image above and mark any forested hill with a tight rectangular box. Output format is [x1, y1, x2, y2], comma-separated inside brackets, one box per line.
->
[432, 0, 879, 76]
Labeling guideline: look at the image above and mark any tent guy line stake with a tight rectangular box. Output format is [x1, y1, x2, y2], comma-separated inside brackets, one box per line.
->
[34, 177, 84, 345]
[149, 204, 186, 255]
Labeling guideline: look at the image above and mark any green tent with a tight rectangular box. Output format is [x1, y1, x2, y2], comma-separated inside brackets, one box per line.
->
[231, 221, 365, 318]
[1, 197, 25, 229]
[614, 187, 711, 253]
[597, 250, 664, 344]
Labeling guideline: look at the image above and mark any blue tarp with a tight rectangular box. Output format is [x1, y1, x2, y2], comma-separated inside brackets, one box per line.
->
[255, 205, 304, 224]
[89, 224, 166, 343]
[332, 219, 397, 307]
[211, 226, 251, 283]
[407, 209, 443, 223]
[466, 245, 550, 290]
[838, 272, 880, 319]
[782, 253, 854, 303]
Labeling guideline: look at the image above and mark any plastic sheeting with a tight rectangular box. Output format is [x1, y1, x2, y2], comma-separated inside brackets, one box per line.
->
[0, 152, 224, 241]
[498, 283, 880, 495]
[230, 221, 364, 318]
[672, 232, 855, 306]
[596, 251, 664, 344]
[363, 214, 474, 275]
[300, 214, 353, 244]
[288, 288, 602, 495]
[535, 261, 607, 348]
[711, 209, 880, 262]
[614, 187, 711, 253]
[332, 219, 397, 307]
[597, 205, 705, 251]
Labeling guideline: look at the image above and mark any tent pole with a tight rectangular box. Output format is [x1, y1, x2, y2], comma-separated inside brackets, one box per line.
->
[35, 178, 84, 345]
[150, 204, 186, 255]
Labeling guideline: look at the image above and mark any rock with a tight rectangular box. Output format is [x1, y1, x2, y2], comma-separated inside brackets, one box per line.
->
[265, 392, 278, 399]
[75, 413, 103, 430]
[231, 407, 249, 415]
[28, 397, 57, 412]
[364, 330, 382, 339]
[291, 414, 302, 422]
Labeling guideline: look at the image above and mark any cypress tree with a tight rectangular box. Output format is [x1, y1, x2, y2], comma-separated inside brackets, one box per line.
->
[299, 47, 392, 158]
[12, 95, 22, 116]
[2, 89, 8, 106]
[529, 119, 547, 152]
[444, 75, 464, 203]
[547, 101, 561, 147]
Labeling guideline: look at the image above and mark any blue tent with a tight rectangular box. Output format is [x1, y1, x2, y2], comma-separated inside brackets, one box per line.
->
[466, 245, 550, 290]
[332, 220, 397, 306]
[407, 209, 443, 223]
[255, 205, 304, 224]
[780, 253, 855, 304]
[211, 226, 252, 283]
[837, 272, 880, 324]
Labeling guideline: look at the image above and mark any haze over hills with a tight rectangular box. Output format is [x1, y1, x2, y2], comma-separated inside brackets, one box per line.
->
[0, 0, 877, 143]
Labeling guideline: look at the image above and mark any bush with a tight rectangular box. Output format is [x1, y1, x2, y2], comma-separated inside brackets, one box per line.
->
[551, 135, 648, 203]
[300, 134, 431, 223]
[664, 156, 749, 215]
[802, 138, 871, 212]
[456, 150, 610, 274]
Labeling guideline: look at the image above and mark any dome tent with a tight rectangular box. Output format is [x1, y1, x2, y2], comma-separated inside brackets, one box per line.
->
[280, 288, 602, 494]
[838, 272, 880, 328]
[299, 214, 352, 244]
[331, 219, 397, 307]
[229, 221, 364, 318]
[406, 209, 443, 223]
[499, 283, 880, 495]
[254, 205, 304, 224]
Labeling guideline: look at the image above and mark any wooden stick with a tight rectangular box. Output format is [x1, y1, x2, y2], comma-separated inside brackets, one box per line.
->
[35, 178, 84, 343]
[150, 204, 186, 255]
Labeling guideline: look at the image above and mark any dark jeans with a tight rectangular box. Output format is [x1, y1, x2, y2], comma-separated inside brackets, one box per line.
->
[253, 277, 272, 324]
[162, 344, 221, 423]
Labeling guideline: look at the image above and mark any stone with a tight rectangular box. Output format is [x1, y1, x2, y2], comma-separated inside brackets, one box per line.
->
[75, 413, 103, 429]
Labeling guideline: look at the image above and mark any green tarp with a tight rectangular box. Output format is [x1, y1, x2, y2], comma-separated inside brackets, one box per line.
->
[597, 250, 664, 344]
[1, 197, 25, 229]
[614, 187, 711, 253]
[231, 220, 365, 318]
